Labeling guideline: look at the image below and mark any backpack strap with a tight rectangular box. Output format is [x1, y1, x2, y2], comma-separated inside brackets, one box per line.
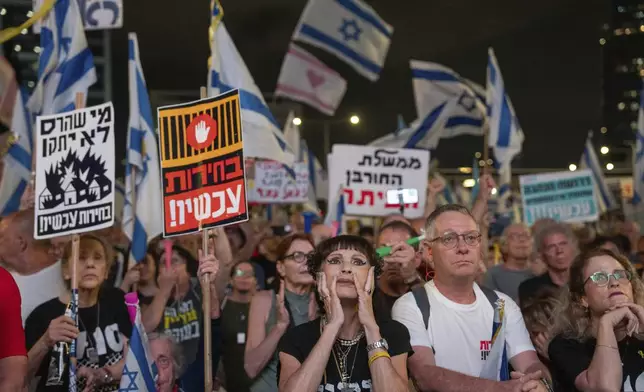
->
[479, 286, 500, 307]
[411, 285, 431, 330]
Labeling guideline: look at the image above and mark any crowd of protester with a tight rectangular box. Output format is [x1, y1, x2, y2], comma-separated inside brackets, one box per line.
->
[3, 175, 644, 391]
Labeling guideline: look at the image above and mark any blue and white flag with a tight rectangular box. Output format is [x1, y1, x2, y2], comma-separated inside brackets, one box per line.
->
[368, 103, 448, 149]
[395, 114, 407, 135]
[28, 0, 97, 115]
[208, 2, 294, 164]
[633, 84, 644, 206]
[486, 49, 524, 171]
[411, 60, 485, 138]
[580, 134, 618, 213]
[480, 298, 510, 381]
[122, 33, 163, 264]
[292, 0, 393, 81]
[283, 111, 319, 213]
[497, 165, 513, 214]
[119, 303, 157, 391]
[0, 88, 32, 216]
[324, 185, 345, 236]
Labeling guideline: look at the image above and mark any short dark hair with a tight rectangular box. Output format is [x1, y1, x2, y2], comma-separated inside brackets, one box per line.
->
[307, 235, 383, 314]
[156, 244, 199, 281]
[358, 226, 375, 237]
[229, 260, 255, 278]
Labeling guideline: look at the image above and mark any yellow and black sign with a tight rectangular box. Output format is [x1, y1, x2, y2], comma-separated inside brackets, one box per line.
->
[158, 89, 242, 169]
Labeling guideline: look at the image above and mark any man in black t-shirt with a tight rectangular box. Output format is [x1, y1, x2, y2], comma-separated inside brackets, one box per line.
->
[518, 223, 578, 306]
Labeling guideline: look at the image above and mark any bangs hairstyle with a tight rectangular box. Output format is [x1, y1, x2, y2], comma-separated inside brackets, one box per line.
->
[61, 234, 114, 289]
[275, 233, 314, 262]
[307, 235, 383, 315]
[550, 248, 644, 341]
[306, 235, 383, 278]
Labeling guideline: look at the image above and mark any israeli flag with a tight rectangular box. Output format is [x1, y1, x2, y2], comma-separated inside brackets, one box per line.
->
[292, 0, 393, 81]
[580, 134, 618, 213]
[411, 60, 486, 137]
[497, 165, 513, 214]
[0, 88, 32, 216]
[324, 185, 345, 236]
[633, 84, 644, 206]
[208, 2, 294, 164]
[28, 0, 97, 115]
[119, 304, 157, 391]
[486, 49, 524, 171]
[122, 33, 163, 264]
[368, 103, 448, 149]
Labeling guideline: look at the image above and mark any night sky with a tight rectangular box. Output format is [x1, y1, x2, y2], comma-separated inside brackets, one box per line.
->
[109, 0, 610, 171]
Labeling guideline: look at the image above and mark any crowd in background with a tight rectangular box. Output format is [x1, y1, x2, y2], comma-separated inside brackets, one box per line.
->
[2, 174, 644, 391]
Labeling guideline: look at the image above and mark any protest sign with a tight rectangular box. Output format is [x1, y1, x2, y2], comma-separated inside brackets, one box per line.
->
[520, 169, 598, 226]
[34, 102, 115, 239]
[158, 90, 248, 237]
[328, 145, 430, 218]
[249, 161, 309, 203]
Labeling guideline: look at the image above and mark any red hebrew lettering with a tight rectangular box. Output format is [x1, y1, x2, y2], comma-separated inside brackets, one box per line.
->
[357, 190, 374, 206]
[343, 189, 354, 204]
[210, 160, 226, 184]
[165, 171, 187, 193]
[225, 155, 244, 180]
[191, 165, 208, 186]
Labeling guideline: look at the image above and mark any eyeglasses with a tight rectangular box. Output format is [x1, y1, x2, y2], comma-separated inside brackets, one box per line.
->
[584, 270, 632, 287]
[234, 269, 254, 278]
[428, 231, 482, 249]
[156, 355, 172, 369]
[508, 233, 530, 241]
[284, 251, 313, 264]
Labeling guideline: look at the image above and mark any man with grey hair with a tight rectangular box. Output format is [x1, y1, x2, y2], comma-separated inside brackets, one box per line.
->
[148, 332, 184, 392]
[518, 222, 578, 306]
[483, 223, 534, 302]
[393, 204, 552, 392]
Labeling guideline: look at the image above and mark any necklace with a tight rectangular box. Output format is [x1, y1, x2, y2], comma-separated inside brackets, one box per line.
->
[332, 342, 359, 391]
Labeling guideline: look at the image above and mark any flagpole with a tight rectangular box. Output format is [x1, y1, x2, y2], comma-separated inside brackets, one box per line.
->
[198, 86, 213, 392]
[481, 123, 490, 265]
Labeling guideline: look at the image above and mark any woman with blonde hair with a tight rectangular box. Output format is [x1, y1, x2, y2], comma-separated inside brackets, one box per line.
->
[548, 248, 644, 392]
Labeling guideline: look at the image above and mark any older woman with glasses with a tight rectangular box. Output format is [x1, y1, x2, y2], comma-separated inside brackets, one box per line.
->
[245, 233, 318, 392]
[548, 248, 644, 392]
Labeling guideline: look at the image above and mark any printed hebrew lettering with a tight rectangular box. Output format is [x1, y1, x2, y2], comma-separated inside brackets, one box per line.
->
[409, 157, 421, 169]
[396, 157, 408, 169]
[391, 174, 402, 186]
[374, 149, 397, 167]
[165, 171, 187, 193]
[96, 125, 110, 143]
[41, 117, 57, 136]
[74, 111, 86, 129]
[80, 128, 96, 148]
[98, 105, 112, 124]
[358, 155, 372, 166]
[357, 190, 374, 206]
[347, 171, 362, 186]
[343, 188, 354, 204]
[378, 173, 389, 184]
[364, 172, 372, 183]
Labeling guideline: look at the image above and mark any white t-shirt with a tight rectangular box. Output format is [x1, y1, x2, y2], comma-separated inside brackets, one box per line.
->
[12, 260, 65, 325]
[391, 280, 535, 377]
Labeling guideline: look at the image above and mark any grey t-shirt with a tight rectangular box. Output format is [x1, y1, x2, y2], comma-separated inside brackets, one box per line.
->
[483, 264, 534, 303]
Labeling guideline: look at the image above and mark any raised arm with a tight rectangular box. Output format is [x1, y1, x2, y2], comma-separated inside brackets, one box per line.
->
[141, 267, 176, 333]
[212, 227, 234, 300]
[244, 288, 289, 379]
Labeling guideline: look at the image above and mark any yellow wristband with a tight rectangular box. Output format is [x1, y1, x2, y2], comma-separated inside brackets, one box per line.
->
[368, 351, 390, 367]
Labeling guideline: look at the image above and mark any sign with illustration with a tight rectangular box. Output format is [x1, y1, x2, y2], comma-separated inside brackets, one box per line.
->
[157, 90, 248, 237]
[34, 102, 115, 239]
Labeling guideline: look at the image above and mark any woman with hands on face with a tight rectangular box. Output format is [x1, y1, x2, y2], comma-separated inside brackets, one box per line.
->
[548, 248, 644, 392]
[277, 235, 411, 392]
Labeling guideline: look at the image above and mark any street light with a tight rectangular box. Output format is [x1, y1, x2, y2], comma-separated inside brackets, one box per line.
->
[568, 164, 577, 171]
[463, 179, 476, 188]
[600, 146, 609, 155]
[606, 163, 614, 171]
[292, 117, 302, 126]
[350, 115, 360, 125]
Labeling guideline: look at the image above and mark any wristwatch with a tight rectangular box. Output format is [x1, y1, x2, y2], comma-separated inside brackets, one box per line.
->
[101, 368, 114, 384]
[366, 338, 389, 353]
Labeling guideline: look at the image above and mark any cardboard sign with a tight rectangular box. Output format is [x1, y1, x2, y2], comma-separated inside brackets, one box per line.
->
[328, 145, 430, 218]
[520, 169, 598, 226]
[34, 103, 115, 239]
[249, 161, 309, 203]
[158, 90, 248, 237]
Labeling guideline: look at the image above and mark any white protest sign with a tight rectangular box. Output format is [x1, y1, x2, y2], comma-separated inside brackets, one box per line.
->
[249, 161, 309, 203]
[519, 169, 598, 226]
[328, 145, 430, 218]
[34, 102, 115, 239]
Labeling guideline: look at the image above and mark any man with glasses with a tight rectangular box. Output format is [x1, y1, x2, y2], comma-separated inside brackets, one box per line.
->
[149, 333, 184, 392]
[392, 204, 552, 392]
[483, 224, 535, 302]
[518, 223, 578, 306]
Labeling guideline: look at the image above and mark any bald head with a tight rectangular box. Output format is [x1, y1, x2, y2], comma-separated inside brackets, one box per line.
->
[0, 208, 53, 275]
